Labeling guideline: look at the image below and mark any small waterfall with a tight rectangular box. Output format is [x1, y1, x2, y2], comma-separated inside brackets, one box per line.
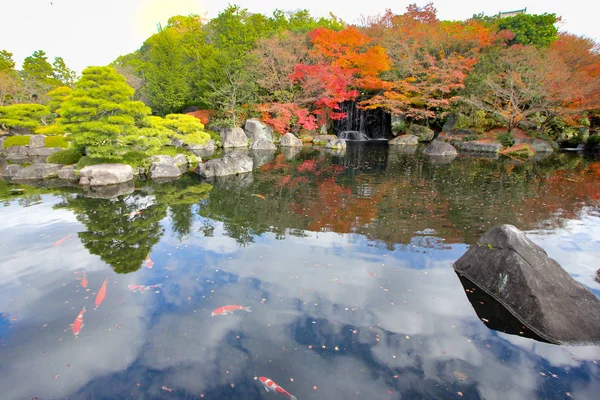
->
[334, 101, 391, 140]
[339, 131, 370, 141]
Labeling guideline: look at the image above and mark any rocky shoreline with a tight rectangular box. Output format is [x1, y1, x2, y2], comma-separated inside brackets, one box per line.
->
[0, 119, 570, 198]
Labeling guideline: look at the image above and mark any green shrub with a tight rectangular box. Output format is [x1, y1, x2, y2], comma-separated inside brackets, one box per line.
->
[586, 135, 600, 147]
[3, 135, 31, 148]
[463, 134, 478, 142]
[44, 136, 69, 148]
[498, 132, 515, 147]
[392, 120, 407, 134]
[0, 104, 50, 132]
[47, 149, 83, 164]
[184, 132, 211, 146]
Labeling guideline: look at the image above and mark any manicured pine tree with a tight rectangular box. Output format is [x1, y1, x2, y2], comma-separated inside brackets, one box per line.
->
[57, 66, 151, 158]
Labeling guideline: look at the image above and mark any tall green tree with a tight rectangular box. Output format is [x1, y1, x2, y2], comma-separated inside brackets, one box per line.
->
[20, 50, 59, 103]
[57, 66, 151, 158]
[145, 27, 190, 115]
[52, 57, 77, 86]
[0, 50, 19, 106]
[498, 13, 559, 47]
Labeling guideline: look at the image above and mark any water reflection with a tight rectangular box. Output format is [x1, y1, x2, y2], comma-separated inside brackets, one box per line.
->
[0, 146, 599, 400]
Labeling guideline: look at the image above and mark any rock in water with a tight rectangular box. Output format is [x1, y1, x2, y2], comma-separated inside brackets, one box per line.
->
[195, 151, 253, 178]
[280, 132, 303, 148]
[79, 164, 133, 186]
[13, 164, 63, 180]
[389, 134, 419, 146]
[423, 140, 457, 157]
[454, 225, 600, 344]
[244, 119, 273, 143]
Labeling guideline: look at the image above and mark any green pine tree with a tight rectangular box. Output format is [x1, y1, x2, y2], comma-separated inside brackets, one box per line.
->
[57, 66, 151, 158]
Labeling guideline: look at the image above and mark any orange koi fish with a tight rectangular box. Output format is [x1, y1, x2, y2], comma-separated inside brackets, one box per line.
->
[252, 194, 265, 199]
[144, 254, 153, 269]
[95, 278, 108, 309]
[211, 305, 252, 317]
[53, 234, 72, 247]
[71, 306, 86, 336]
[258, 377, 297, 400]
[81, 272, 88, 288]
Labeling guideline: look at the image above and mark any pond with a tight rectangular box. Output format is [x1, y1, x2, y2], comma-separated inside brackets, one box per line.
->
[1, 143, 599, 400]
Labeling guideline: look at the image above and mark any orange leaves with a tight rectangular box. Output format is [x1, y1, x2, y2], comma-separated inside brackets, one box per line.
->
[307, 26, 391, 91]
[310, 26, 372, 60]
[258, 103, 317, 133]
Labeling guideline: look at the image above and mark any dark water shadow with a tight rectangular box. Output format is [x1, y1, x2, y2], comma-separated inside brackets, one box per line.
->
[456, 272, 551, 344]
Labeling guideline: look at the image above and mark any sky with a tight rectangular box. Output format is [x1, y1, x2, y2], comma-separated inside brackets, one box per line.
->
[1, 0, 599, 72]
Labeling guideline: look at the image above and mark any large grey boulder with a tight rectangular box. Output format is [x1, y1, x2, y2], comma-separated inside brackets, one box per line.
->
[250, 139, 277, 151]
[456, 141, 502, 154]
[29, 147, 62, 157]
[58, 165, 78, 181]
[29, 135, 46, 148]
[389, 134, 418, 146]
[195, 151, 253, 178]
[147, 154, 188, 180]
[454, 225, 600, 344]
[186, 139, 216, 157]
[79, 164, 133, 186]
[280, 132, 303, 148]
[2, 164, 23, 180]
[4, 145, 28, 155]
[13, 163, 63, 180]
[220, 127, 248, 148]
[408, 125, 434, 142]
[244, 119, 273, 143]
[149, 162, 181, 180]
[423, 140, 457, 157]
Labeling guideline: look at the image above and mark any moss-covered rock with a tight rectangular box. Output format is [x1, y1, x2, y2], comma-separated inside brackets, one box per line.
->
[3, 136, 31, 148]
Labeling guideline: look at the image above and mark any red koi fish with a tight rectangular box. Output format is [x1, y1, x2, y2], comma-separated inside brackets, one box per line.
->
[53, 234, 72, 247]
[71, 306, 86, 336]
[211, 305, 252, 317]
[144, 254, 153, 269]
[81, 272, 88, 288]
[127, 284, 163, 293]
[258, 377, 297, 400]
[95, 278, 108, 309]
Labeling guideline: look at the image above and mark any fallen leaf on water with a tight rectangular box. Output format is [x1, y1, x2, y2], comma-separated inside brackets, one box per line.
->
[453, 371, 468, 381]
[388, 389, 393, 394]
[313, 386, 318, 391]
[457, 392, 463, 397]
[161, 385, 173, 393]
[52, 374, 59, 380]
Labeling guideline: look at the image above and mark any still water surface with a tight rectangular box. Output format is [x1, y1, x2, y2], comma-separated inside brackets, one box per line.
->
[1, 144, 599, 400]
